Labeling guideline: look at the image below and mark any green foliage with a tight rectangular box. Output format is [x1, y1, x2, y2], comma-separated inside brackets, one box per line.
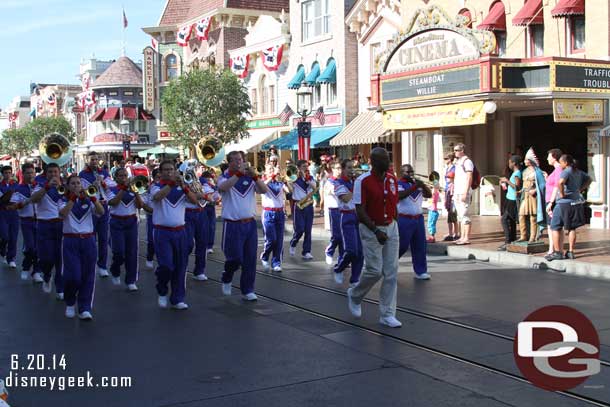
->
[161, 68, 251, 149]
[0, 116, 74, 157]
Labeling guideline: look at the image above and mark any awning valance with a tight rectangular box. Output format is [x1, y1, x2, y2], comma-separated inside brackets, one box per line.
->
[383, 101, 487, 130]
[224, 128, 279, 154]
[123, 106, 137, 120]
[512, 0, 544, 26]
[331, 111, 388, 146]
[103, 107, 120, 121]
[139, 110, 155, 120]
[478, 1, 507, 31]
[90, 109, 106, 122]
[551, 0, 584, 17]
[317, 59, 336, 84]
[137, 146, 180, 157]
[262, 126, 342, 150]
[287, 65, 305, 89]
[305, 63, 320, 86]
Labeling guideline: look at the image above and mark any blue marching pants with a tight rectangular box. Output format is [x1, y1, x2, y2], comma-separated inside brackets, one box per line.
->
[109, 216, 139, 285]
[290, 205, 313, 255]
[153, 227, 188, 305]
[204, 205, 216, 250]
[37, 220, 64, 293]
[333, 211, 364, 284]
[185, 209, 209, 276]
[221, 219, 257, 295]
[20, 218, 39, 275]
[261, 210, 285, 268]
[62, 235, 97, 313]
[325, 208, 344, 260]
[398, 215, 428, 276]
[93, 203, 109, 269]
[146, 214, 154, 261]
[0, 210, 18, 262]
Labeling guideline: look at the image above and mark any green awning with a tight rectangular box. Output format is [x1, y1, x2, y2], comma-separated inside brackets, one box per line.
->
[317, 59, 336, 84]
[305, 62, 320, 86]
[287, 65, 305, 89]
[137, 146, 180, 157]
[262, 126, 342, 150]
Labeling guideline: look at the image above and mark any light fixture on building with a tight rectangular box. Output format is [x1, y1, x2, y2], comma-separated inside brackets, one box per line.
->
[483, 101, 497, 114]
[120, 119, 130, 135]
[296, 82, 313, 117]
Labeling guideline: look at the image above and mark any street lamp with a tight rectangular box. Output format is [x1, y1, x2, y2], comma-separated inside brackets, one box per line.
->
[295, 82, 313, 161]
[296, 84, 313, 118]
[120, 119, 131, 160]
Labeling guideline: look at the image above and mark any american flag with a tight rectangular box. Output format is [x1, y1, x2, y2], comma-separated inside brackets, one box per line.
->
[314, 106, 325, 125]
[278, 103, 294, 125]
[122, 9, 128, 29]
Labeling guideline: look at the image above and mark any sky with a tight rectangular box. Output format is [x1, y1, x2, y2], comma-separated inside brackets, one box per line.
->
[0, 0, 166, 108]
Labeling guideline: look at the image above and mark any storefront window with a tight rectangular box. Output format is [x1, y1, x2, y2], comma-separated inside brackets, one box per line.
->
[314, 83, 322, 107]
[529, 25, 544, 57]
[260, 75, 268, 115]
[496, 32, 507, 57]
[251, 88, 258, 116]
[165, 54, 178, 81]
[326, 83, 337, 105]
[138, 121, 147, 133]
[571, 16, 585, 51]
[302, 0, 331, 41]
[269, 85, 275, 114]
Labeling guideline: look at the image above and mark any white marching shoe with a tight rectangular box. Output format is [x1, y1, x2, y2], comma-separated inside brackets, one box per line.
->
[289, 246, 296, 256]
[242, 292, 258, 301]
[65, 306, 76, 318]
[20, 271, 29, 280]
[325, 255, 333, 265]
[98, 267, 109, 278]
[347, 287, 361, 318]
[414, 273, 431, 280]
[172, 302, 189, 310]
[78, 311, 93, 320]
[193, 274, 208, 281]
[158, 296, 169, 308]
[42, 281, 52, 293]
[206, 248, 214, 254]
[146, 260, 154, 269]
[111, 276, 121, 286]
[333, 272, 344, 284]
[8, 261, 16, 269]
[272, 265, 282, 272]
[261, 259, 271, 271]
[302, 253, 313, 260]
[56, 292, 64, 301]
[379, 316, 402, 328]
[127, 284, 138, 292]
[32, 273, 44, 283]
[222, 283, 232, 296]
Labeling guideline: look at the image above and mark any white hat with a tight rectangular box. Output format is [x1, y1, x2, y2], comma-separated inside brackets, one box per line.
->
[525, 147, 539, 167]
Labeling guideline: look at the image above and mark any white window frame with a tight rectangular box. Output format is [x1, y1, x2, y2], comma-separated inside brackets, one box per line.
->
[527, 25, 544, 57]
[567, 15, 585, 53]
[302, 0, 331, 42]
[326, 83, 337, 106]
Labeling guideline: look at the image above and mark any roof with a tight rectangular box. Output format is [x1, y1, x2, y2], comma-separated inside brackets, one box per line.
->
[91, 57, 142, 88]
[159, 0, 289, 26]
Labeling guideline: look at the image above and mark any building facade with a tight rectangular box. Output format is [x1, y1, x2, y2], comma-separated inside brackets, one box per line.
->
[345, 0, 610, 228]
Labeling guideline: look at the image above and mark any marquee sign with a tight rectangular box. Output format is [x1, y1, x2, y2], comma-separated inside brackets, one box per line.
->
[143, 46, 156, 112]
[555, 62, 610, 92]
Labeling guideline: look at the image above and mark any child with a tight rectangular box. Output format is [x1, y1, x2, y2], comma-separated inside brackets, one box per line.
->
[443, 153, 460, 241]
[427, 182, 440, 243]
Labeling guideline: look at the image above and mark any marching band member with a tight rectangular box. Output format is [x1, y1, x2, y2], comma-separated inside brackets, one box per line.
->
[201, 170, 217, 254]
[183, 169, 210, 282]
[59, 174, 105, 320]
[218, 151, 268, 300]
[30, 163, 64, 299]
[323, 161, 344, 266]
[150, 160, 200, 310]
[397, 164, 432, 280]
[289, 160, 317, 260]
[9, 163, 42, 282]
[0, 166, 18, 269]
[260, 164, 291, 272]
[332, 159, 363, 285]
[78, 151, 116, 277]
[105, 168, 144, 291]
[143, 169, 159, 269]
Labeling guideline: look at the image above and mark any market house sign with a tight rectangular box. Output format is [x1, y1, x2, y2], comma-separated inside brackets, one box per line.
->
[384, 29, 480, 74]
[555, 62, 610, 92]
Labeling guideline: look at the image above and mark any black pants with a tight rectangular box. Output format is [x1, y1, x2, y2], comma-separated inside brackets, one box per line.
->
[501, 199, 518, 243]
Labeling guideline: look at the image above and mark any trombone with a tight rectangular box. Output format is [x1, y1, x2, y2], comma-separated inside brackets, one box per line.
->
[130, 176, 149, 194]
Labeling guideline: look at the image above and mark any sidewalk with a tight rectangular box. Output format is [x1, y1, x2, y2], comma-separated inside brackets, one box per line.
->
[271, 205, 610, 279]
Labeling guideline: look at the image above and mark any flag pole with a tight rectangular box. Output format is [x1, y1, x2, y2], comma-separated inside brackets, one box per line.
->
[122, 6, 127, 57]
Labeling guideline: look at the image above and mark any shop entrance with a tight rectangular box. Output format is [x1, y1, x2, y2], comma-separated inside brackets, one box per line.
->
[518, 115, 589, 174]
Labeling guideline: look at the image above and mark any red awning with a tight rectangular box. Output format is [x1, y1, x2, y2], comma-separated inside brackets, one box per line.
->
[102, 107, 120, 121]
[122, 106, 137, 120]
[478, 1, 506, 31]
[0, 155, 12, 161]
[139, 110, 155, 120]
[89, 108, 106, 122]
[551, 0, 584, 17]
[512, 0, 544, 26]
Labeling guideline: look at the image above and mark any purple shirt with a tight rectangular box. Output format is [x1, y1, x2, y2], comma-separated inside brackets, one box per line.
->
[545, 166, 562, 202]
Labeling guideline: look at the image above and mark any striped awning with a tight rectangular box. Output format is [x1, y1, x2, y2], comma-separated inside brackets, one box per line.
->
[478, 1, 506, 31]
[330, 111, 394, 146]
[551, 0, 584, 17]
[512, 0, 544, 26]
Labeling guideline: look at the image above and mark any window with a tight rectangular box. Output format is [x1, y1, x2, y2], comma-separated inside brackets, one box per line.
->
[313, 83, 322, 107]
[326, 83, 337, 105]
[251, 88, 258, 115]
[165, 54, 178, 81]
[124, 91, 134, 96]
[269, 85, 275, 114]
[108, 91, 118, 97]
[302, 0, 331, 41]
[496, 32, 507, 56]
[138, 121, 147, 133]
[570, 16, 585, 52]
[528, 25, 544, 57]
[370, 42, 382, 75]
[260, 75, 268, 115]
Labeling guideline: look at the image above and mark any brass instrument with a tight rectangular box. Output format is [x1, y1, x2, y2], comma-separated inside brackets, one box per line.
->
[130, 176, 149, 194]
[352, 167, 368, 180]
[195, 136, 225, 167]
[57, 185, 66, 196]
[285, 164, 298, 183]
[39, 133, 72, 167]
[85, 185, 98, 198]
[296, 184, 319, 210]
[414, 172, 442, 190]
[183, 168, 207, 207]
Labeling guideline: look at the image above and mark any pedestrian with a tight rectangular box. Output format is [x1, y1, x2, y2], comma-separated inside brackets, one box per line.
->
[59, 174, 105, 320]
[498, 155, 522, 250]
[442, 153, 459, 241]
[517, 148, 546, 243]
[545, 154, 591, 261]
[426, 180, 440, 243]
[347, 147, 402, 328]
[453, 143, 474, 245]
[323, 160, 344, 266]
[260, 164, 291, 272]
[289, 160, 317, 260]
[110, 160, 120, 178]
[0, 165, 18, 269]
[397, 164, 432, 280]
[544, 148, 563, 255]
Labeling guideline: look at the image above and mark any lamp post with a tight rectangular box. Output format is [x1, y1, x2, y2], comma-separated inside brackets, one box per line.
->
[295, 83, 313, 161]
[120, 119, 131, 160]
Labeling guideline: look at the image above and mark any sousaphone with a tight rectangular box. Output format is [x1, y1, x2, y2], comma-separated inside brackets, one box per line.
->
[39, 133, 72, 167]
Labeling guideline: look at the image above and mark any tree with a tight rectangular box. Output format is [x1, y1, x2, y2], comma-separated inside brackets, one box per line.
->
[0, 116, 74, 157]
[0, 128, 30, 157]
[161, 68, 252, 151]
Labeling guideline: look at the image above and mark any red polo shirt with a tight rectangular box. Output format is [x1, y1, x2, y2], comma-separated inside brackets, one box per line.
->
[353, 171, 398, 226]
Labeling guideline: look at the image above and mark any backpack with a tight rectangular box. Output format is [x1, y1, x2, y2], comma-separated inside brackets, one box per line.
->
[460, 158, 481, 190]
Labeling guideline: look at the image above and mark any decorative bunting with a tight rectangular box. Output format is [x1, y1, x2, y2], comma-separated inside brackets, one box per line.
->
[230, 54, 250, 78]
[261, 44, 284, 71]
[195, 17, 212, 41]
[151, 37, 159, 52]
[78, 90, 96, 110]
[176, 24, 193, 47]
[81, 72, 91, 91]
[8, 112, 18, 123]
[47, 92, 56, 106]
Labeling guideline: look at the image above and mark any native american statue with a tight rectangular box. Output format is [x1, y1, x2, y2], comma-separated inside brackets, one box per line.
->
[518, 147, 546, 242]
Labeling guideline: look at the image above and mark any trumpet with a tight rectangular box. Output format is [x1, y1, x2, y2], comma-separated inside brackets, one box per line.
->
[183, 168, 207, 207]
[85, 185, 98, 198]
[414, 171, 442, 190]
[57, 185, 66, 196]
[130, 176, 149, 194]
